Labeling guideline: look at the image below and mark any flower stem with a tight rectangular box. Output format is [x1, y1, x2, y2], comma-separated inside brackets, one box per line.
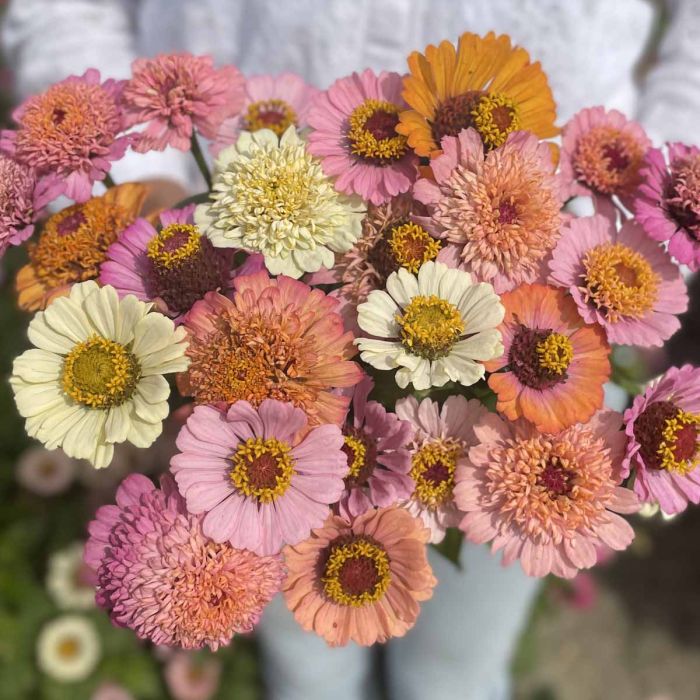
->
[103, 172, 117, 189]
[190, 133, 212, 190]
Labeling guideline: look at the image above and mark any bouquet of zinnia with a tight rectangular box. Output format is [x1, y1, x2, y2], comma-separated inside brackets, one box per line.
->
[3, 31, 700, 652]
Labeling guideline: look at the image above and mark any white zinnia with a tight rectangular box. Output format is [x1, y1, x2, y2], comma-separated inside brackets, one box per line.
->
[11, 281, 189, 469]
[46, 542, 95, 610]
[356, 261, 504, 390]
[16, 446, 77, 496]
[36, 615, 101, 682]
[195, 126, 365, 279]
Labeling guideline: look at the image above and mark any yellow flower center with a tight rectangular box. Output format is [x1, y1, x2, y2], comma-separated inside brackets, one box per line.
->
[347, 99, 407, 162]
[146, 223, 201, 269]
[658, 410, 700, 475]
[410, 441, 460, 508]
[243, 98, 298, 137]
[471, 94, 522, 149]
[62, 335, 140, 409]
[57, 637, 80, 660]
[322, 537, 391, 607]
[536, 332, 574, 375]
[229, 437, 295, 502]
[388, 222, 441, 273]
[343, 435, 367, 479]
[582, 242, 660, 322]
[397, 295, 465, 360]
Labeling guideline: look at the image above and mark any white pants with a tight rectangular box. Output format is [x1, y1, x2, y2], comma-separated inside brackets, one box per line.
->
[258, 543, 541, 700]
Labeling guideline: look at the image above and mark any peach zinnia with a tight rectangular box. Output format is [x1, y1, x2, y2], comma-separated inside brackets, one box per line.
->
[283, 507, 436, 646]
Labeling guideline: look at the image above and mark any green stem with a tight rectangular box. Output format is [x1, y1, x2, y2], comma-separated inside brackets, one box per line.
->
[103, 172, 116, 189]
[190, 133, 212, 190]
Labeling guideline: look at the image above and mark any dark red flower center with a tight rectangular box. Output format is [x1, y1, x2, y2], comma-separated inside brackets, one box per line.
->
[508, 325, 570, 390]
[51, 108, 67, 126]
[342, 428, 378, 488]
[431, 91, 485, 145]
[56, 210, 87, 236]
[364, 110, 400, 141]
[602, 142, 631, 173]
[247, 453, 285, 490]
[421, 460, 452, 486]
[498, 201, 519, 225]
[338, 555, 382, 597]
[538, 458, 574, 497]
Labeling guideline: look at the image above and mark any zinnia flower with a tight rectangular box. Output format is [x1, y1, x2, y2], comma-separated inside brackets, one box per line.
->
[356, 261, 504, 390]
[0, 69, 130, 201]
[395, 395, 488, 543]
[283, 506, 436, 646]
[171, 399, 348, 556]
[16, 183, 147, 312]
[413, 128, 562, 293]
[212, 72, 318, 155]
[164, 653, 222, 700]
[10, 281, 189, 468]
[307, 69, 418, 205]
[92, 683, 134, 700]
[397, 31, 558, 157]
[454, 411, 639, 578]
[85, 474, 285, 650]
[486, 284, 611, 433]
[548, 214, 687, 346]
[180, 271, 363, 426]
[36, 615, 101, 682]
[622, 365, 700, 514]
[15, 446, 77, 496]
[122, 53, 245, 152]
[46, 542, 96, 610]
[634, 143, 700, 270]
[195, 127, 364, 279]
[339, 377, 414, 518]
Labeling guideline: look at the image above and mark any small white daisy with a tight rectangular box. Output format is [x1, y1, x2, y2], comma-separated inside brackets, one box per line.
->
[15, 446, 77, 496]
[356, 261, 504, 390]
[46, 542, 95, 611]
[36, 615, 101, 683]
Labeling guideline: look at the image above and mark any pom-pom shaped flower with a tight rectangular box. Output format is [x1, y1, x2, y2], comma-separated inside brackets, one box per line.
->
[413, 129, 562, 293]
[0, 69, 130, 201]
[397, 31, 558, 157]
[283, 506, 436, 646]
[122, 53, 245, 152]
[634, 143, 700, 271]
[339, 377, 414, 518]
[622, 365, 700, 514]
[395, 395, 488, 543]
[195, 127, 365, 279]
[10, 281, 189, 468]
[16, 183, 146, 312]
[308, 69, 418, 205]
[356, 261, 504, 390]
[486, 284, 611, 434]
[85, 474, 285, 650]
[455, 411, 639, 578]
[181, 271, 363, 426]
[171, 399, 348, 556]
[548, 215, 687, 347]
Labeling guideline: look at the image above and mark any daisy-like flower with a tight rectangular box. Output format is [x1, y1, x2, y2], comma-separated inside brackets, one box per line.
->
[212, 72, 319, 155]
[15, 446, 77, 496]
[283, 506, 436, 646]
[339, 377, 414, 518]
[413, 128, 562, 293]
[454, 411, 640, 579]
[0, 69, 130, 202]
[395, 395, 488, 543]
[46, 542, 96, 610]
[164, 653, 222, 700]
[171, 399, 348, 556]
[356, 261, 504, 390]
[181, 271, 363, 426]
[622, 365, 700, 514]
[36, 615, 101, 682]
[195, 127, 365, 279]
[548, 214, 688, 347]
[397, 31, 558, 158]
[559, 107, 651, 203]
[486, 284, 611, 434]
[635, 143, 700, 271]
[16, 184, 147, 312]
[307, 69, 418, 205]
[85, 474, 285, 650]
[10, 281, 189, 468]
[122, 53, 245, 152]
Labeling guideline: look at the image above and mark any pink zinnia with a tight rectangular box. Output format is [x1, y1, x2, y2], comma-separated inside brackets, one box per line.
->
[122, 53, 245, 152]
[622, 365, 700, 514]
[634, 143, 700, 271]
[84, 474, 284, 650]
[0, 69, 130, 202]
[339, 377, 414, 518]
[454, 411, 640, 579]
[548, 214, 687, 347]
[171, 399, 348, 556]
[307, 69, 418, 205]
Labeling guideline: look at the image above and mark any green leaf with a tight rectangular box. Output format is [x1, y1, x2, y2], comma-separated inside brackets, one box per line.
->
[432, 527, 464, 569]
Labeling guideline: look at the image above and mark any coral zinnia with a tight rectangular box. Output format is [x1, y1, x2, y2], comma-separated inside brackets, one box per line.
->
[397, 31, 558, 158]
[85, 474, 285, 650]
[171, 399, 348, 556]
[622, 365, 700, 514]
[548, 215, 687, 347]
[16, 184, 146, 312]
[455, 411, 639, 578]
[180, 270, 363, 426]
[308, 69, 418, 205]
[0, 69, 130, 202]
[283, 506, 436, 646]
[413, 129, 562, 293]
[486, 284, 611, 434]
